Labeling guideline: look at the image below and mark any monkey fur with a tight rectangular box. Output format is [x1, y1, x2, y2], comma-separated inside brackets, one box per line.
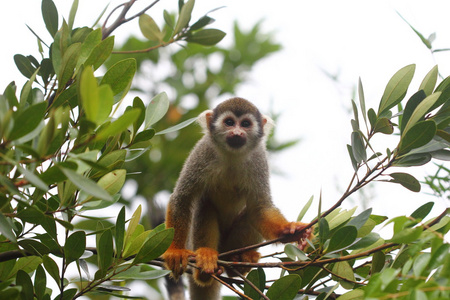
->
[162, 97, 312, 299]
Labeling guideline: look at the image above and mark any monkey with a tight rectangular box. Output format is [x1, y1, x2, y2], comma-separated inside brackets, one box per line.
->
[162, 97, 312, 300]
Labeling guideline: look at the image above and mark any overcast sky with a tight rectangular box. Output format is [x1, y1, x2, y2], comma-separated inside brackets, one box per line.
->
[1, 0, 448, 226]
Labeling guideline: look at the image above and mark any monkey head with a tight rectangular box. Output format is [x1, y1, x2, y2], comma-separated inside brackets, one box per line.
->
[197, 97, 274, 153]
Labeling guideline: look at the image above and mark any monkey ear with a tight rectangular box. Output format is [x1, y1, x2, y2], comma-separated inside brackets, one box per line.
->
[262, 115, 275, 136]
[197, 110, 214, 132]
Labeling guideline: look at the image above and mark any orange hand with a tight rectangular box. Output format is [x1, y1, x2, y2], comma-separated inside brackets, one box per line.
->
[162, 247, 195, 279]
[195, 247, 219, 274]
[280, 222, 313, 247]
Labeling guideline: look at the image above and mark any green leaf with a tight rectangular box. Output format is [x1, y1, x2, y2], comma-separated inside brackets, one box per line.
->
[244, 268, 266, 299]
[186, 28, 226, 46]
[145, 92, 170, 128]
[112, 266, 170, 280]
[43, 255, 60, 285]
[133, 228, 174, 264]
[388, 172, 421, 192]
[398, 120, 437, 155]
[97, 229, 114, 278]
[266, 274, 302, 300]
[327, 226, 357, 253]
[139, 14, 163, 42]
[319, 218, 329, 246]
[358, 77, 367, 125]
[419, 65, 438, 96]
[95, 108, 140, 141]
[347, 144, 358, 171]
[124, 205, 142, 249]
[373, 118, 393, 134]
[284, 244, 309, 261]
[349, 232, 380, 250]
[378, 64, 416, 117]
[347, 208, 372, 230]
[368, 108, 377, 129]
[16, 270, 33, 300]
[0, 213, 16, 243]
[410, 202, 434, 220]
[68, 0, 79, 30]
[115, 207, 125, 258]
[9, 101, 46, 141]
[389, 227, 422, 244]
[132, 97, 146, 135]
[83, 169, 126, 204]
[84, 36, 114, 70]
[58, 42, 81, 90]
[190, 15, 215, 31]
[402, 92, 441, 136]
[42, 0, 59, 37]
[156, 117, 197, 135]
[351, 131, 366, 163]
[337, 289, 364, 300]
[14, 55, 36, 79]
[297, 195, 313, 222]
[76, 28, 102, 70]
[332, 261, 355, 290]
[59, 167, 113, 202]
[400, 90, 426, 134]
[100, 58, 136, 102]
[34, 265, 46, 299]
[174, 0, 195, 35]
[392, 153, 432, 167]
[413, 253, 431, 277]
[65, 231, 86, 264]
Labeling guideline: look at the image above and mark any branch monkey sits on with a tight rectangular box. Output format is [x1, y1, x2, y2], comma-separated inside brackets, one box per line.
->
[163, 97, 312, 299]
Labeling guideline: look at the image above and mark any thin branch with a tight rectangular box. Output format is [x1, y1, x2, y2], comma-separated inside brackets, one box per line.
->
[227, 266, 270, 300]
[102, 0, 160, 39]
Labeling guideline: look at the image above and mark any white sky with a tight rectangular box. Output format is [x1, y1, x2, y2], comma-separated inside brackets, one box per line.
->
[0, 0, 449, 297]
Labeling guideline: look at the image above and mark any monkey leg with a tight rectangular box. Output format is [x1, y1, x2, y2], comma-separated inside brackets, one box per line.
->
[188, 275, 221, 300]
[190, 200, 221, 287]
[220, 209, 264, 277]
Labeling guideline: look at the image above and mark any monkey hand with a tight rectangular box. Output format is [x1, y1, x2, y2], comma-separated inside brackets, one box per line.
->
[193, 247, 222, 286]
[162, 247, 195, 279]
[280, 222, 313, 250]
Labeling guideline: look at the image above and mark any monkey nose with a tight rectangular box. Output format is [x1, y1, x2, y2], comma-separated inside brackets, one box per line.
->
[226, 135, 246, 148]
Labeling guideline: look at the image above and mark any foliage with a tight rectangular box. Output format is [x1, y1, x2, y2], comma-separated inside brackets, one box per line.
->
[0, 1, 448, 300]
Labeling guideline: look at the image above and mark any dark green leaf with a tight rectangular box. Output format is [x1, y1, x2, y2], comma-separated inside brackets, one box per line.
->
[133, 228, 174, 264]
[244, 268, 266, 299]
[327, 226, 357, 253]
[186, 28, 226, 46]
[347, 144, 358, 171]
[115, 207, 126, 258]
[378, 64, 415, 117]
[8, 101, 46, 141]
[65, 231, 86, 264]
[190, 15, 215, 31]
[400, 90, 426, 134]
[43, 255, 60, 285]
[16, 270, 33, 300]
[134, 129, 156, 143]
[42, 0, 59, 37]
[372, 251, 385, 274]
[113, 267, 170, 281]
[349, 232, 381, 250]
[57, 288, 77, 300]
[358, 77, 367, 125]
[332, 261, 355, 289]
[402, 92, 441, 136]
[132, 97, 146, 135]
[410, 202, 434, 219]
[14, 55, 36, 79]
[388, 172, 421, 192]
[347, 208, 372, 230]
[368, 108, 377, 129]
[319, 218, 330, 246]
[34, 265, 46, 299]
[351, 131, 366, 163]
[266, 274, 302, 300]
[0, 209, 17, 243]
[18, 239, 50, 256]
[392, 153, 432, 167]
[398, 120, 436, 155]
[97, 229, 114, 278]
[100, 58, 136, 102]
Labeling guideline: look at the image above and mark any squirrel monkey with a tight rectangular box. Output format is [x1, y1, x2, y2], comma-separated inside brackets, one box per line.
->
[163, 97, 312, 299]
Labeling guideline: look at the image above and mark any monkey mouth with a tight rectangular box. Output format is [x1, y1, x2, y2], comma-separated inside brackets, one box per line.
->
[226, 136, 246, 148]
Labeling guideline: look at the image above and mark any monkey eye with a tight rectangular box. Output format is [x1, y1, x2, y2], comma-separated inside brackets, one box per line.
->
[241, 120, 252, 128]
[224, 118, 235, 126]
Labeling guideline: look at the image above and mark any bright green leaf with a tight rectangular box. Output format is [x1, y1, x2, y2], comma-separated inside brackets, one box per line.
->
[332, 261, 355, 290]
[84, 36, 114, 70]
[133, 228, 174, 264]
[145, 92, 169, 128]
[174, 0, 195, 35]
[373, 118, 393, 134]
[95, 108, 140, 141]
[419, 65, 438, 96]
[139, 14, 163, 42]
[389, 227, 422, 244]
[402, 92, 441, 136]
[100, 58, 136, 102]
